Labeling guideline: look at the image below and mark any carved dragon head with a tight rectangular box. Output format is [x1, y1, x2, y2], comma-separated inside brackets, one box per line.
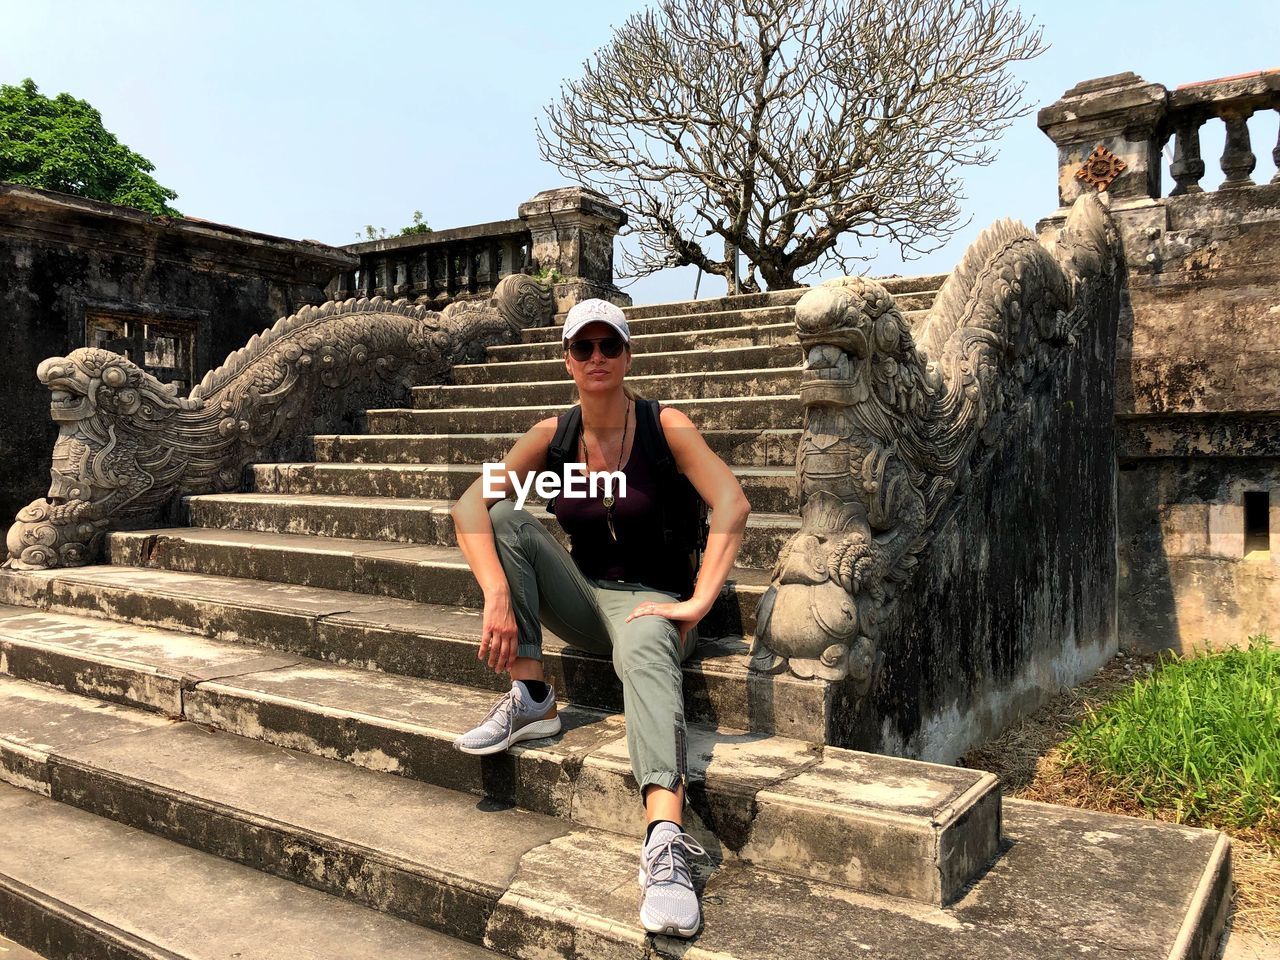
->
[4, 349, 195, 570]
[752, 195, 1119, 691]
[39, 348, 196, 424]
[752, 490, 880, 684]
[795, 277, 936, 419]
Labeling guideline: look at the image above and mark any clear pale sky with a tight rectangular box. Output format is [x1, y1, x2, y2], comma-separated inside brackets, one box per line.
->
[3, 1, 1277, 304]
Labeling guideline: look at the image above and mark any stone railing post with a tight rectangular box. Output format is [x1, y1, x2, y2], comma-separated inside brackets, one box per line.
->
[518, 187, 631, 315]
[1217, 105, 1258, 189]
[1037, 72, 1169, 207]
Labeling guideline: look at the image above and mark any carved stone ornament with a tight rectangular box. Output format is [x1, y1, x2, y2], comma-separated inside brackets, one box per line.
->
[4, 274, 553, 570]
[1075, 144, 1128, 192]
[750, 193, 1119, 686]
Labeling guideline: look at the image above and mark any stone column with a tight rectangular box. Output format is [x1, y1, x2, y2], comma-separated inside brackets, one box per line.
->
[1037, 72, 1169, 208]
[518, 187, 631, 316]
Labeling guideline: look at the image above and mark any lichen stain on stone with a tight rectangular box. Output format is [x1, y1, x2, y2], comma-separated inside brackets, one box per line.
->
[347, 745, 404, 775]
[1180, 244, 1223, 274]
[1081, 830, 1125, 844]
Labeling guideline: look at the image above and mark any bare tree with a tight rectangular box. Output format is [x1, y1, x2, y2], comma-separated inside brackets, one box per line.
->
[537, 0, 1046, 292]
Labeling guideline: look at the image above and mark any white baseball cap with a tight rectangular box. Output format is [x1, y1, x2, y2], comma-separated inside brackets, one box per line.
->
[562, 299, 631, 344]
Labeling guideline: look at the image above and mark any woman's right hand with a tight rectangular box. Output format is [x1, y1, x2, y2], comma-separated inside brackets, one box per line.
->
[479, 587, 519, 673]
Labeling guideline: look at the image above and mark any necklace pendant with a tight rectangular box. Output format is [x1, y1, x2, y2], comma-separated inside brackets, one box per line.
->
[602, 495, 615, 509]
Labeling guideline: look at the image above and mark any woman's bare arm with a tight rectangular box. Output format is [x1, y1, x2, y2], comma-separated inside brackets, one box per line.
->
[450, 416, 558, 671]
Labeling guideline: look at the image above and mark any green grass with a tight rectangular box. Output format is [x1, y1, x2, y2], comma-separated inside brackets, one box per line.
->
[1061, 635, 1280, 832]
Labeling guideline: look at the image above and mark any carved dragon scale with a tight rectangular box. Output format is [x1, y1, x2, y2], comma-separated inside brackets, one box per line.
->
[5, 274, 553, 570]
[751, 193, 1119, 685]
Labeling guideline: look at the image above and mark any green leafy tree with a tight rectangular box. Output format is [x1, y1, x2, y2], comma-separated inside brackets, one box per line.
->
[356, 211, 433, 241]
[400, 210, 432, 236]
[0, 78, 180, 216]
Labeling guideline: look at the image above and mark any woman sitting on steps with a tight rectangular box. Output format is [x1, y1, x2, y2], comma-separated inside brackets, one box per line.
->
[448, 298, 751, 939]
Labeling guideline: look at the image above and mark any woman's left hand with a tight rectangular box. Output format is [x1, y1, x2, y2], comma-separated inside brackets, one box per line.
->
[625, 597, 713, 646]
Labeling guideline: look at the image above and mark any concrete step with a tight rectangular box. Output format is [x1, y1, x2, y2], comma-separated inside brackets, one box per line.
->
[473, 797, 1229, 960]
[496, 320, 796, 360]
[522, 305, 797, 343]
[617, 276, 944, 321]
[248, 462, 799, 513]
[0, 783, 497, 960]
[100, 526, 487, 605]
[624, 286, 808, 318]
[516, 300, 935, 352]
[415, 366, 800, 410]
[0, 675, 1231, 959]
[0, 933, 43, 960]
[0, 566, 820, 739]
[182, 493, 796, 569]
[309, 429, 802, 468]
[527, 291, 935, 347]
[95, 527, 773, 642]
[366, 395, 801, 434]
[456, 342, 801, 385]
[0, 660, 1000, 905]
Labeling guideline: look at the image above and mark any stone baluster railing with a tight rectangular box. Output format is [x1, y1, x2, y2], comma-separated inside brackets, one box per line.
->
[1167, 71, 1280, 194]
[335, 222, 532, 305]
[330, 187, 631, 316]
[1038, 69, 1280, 204]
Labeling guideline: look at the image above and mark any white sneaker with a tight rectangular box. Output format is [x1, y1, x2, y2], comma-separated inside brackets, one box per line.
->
[452, 681, 561, 755]
[638, 822, 706, 938]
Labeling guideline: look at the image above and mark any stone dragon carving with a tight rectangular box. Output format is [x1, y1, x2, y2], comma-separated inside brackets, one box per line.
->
[5, 274, 553, 570]
[751, 193, 1119, 683]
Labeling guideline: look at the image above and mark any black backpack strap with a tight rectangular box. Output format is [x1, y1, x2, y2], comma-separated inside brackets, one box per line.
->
[637, 398, 710, 601]
[635, 399, 673, 472]
[635, 400, 673, 544]
[546, 405, 581, 472]
[544, 405, 581, 512]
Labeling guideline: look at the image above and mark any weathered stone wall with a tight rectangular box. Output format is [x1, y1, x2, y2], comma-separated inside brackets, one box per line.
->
[1109, 186, 1280, 652]
[0, 183, 355, 545]
[828, 281, 1120, 762]
[1117, 187, 1279, 418]
[1038, 70, 1280, 655]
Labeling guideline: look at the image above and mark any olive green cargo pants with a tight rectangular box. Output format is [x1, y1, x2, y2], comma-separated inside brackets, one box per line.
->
[488, 498, 698, 795]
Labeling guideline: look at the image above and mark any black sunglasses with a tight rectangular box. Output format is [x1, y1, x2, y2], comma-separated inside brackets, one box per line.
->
[566, 335, 627, 361]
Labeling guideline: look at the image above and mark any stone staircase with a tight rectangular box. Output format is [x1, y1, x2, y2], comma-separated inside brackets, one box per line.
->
[0, 278, 1231, 960]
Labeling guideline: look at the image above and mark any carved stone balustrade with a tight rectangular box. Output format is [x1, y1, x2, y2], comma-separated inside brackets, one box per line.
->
[336, 220, 532, 306]
[750, 194, 1124, 758]
[331, 187, 630, 317]
[5, 275, 554, 571]
[1039, 69, 1280, 203]
[1167, 71, 1280, 193]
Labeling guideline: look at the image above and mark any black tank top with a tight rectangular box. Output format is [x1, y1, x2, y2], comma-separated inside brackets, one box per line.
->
[551, 425, 690, 598]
